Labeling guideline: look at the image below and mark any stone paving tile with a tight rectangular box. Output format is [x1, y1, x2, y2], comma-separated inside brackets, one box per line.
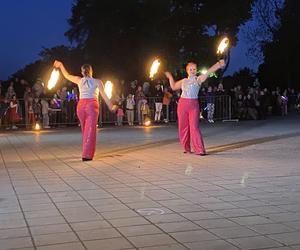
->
[193, 218, 240, 229]
[230, 215, 274, 226]
[0, 237, 33, 250]
[180, 211, 222, 220]
[117, 224, 163, 237]
[0, 227, 29, 239]
[146, 213, 188, 224]
[170, 230, 218, 243]
[127, 234, 178, 248]
[77, 228, 121, 241]
[0, 218, 27, 229]
[36, 242, 86, 250]
[83, 237, 133, 250]
[33, 231, 79, 246]
[268, 232, 300, 246]
[108, 216, 150, 227]
[208, 226, 259, 239]
[227, 235, 284, 249]
[157, 221, 201, 233]
[184, 239, 240, 250]
[101, 209, 140, 220]
[139, 245, 187, 250]
[27, 216, 66, 227]
[70, 219, 112, 231]
[247, 223, 296, 235]
[30, 223, 73, 236]
[214, 208, 256, 218]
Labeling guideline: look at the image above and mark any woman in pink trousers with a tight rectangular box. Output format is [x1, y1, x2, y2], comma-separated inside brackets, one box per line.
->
[54, 60, 115, 161]
[164, 60, 225, 155]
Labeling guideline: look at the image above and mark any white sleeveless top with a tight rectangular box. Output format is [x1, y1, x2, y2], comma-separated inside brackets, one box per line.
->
[181, 76, 201, 99]
[78, 77, 100, 99]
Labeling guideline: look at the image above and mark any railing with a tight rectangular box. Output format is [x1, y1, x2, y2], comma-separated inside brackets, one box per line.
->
[0, 95, 233, 129]
[99, 95, 232, 125]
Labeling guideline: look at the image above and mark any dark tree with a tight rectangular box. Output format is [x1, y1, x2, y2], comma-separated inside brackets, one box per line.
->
[258, 0, 300, 89]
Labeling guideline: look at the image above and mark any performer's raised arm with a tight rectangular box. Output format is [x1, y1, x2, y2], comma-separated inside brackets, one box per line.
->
[53, 60, 81, 84]
[164, 72, 184, 91]
[197, 59, 225, 84]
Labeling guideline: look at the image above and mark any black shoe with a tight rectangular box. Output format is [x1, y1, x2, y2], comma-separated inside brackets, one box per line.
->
[196, 153, 207, 156]
[82, 158, 92, 161]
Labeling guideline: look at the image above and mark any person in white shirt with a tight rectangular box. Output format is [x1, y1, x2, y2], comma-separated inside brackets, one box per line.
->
[53, 60, 115, 161]
[165, 60, 225, 155]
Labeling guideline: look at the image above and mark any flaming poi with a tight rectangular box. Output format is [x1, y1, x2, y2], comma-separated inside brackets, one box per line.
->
[104, 81, 113, 99]
[149, 59, 161, 79]
[47, 69, 60, 90]
[217, 37, 229, 55]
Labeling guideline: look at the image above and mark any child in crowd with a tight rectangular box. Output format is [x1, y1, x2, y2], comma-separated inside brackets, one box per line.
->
[116, 107, 124, 126]
[141, 99, 150, 125]
[205, 86, 215, 123]
[126, 94, 135, 126]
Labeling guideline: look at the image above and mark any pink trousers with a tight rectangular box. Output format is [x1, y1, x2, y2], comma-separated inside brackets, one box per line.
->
[177, 98, 206, 154]
[77, 99, 99, 159]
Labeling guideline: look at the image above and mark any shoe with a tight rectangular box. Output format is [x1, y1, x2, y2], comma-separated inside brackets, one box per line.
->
[196, 153, 207, 156]
[12, 125, 18, 130]
[82, 158, 92, 161]
[210, 119, 214, 123]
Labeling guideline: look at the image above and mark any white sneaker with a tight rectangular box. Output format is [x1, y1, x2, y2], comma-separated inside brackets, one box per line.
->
[12, 125, 18, 130]
[211, 119, 214, 123]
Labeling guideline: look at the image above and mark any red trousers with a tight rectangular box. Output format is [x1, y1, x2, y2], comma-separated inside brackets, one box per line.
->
[177, 98, 206, 154]
[77, 99, 99, 159]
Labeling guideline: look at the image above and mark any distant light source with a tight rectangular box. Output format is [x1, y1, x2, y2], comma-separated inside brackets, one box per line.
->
[104, 81, 113, 99]
[35, 123, 41, 130]
[144, 117, 151, 126]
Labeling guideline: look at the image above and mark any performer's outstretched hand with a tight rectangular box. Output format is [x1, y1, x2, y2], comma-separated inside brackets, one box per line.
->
[53, 60, 63, 69]
[164, 72, 173, 80]
[218, 59, 226, 68]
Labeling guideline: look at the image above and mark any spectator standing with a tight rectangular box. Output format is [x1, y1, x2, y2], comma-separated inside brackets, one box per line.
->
[126, 94, 135, 126]
[206, 86, 215, 123]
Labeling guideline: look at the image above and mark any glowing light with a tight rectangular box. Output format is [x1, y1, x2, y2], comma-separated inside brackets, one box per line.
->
[47, 69, 60, 90]
[104, 81, 113, 99]
[149, 59, 161, 79]
[217, 37, 229, 54]
[35, 123, 41, 130]
[144, 120, 151, 126]
[200, 68, 208, 75]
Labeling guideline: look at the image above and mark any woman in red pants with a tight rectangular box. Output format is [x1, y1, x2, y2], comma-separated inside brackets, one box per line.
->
[54, 60, 115, 161]
[165, 60, 225, 155]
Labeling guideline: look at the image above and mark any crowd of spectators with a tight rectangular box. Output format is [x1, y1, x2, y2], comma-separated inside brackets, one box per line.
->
[0, 77, 299, 130]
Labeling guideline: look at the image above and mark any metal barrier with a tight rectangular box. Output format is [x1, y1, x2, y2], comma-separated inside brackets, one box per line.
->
[99, 95, 232, 125]
[0, 95, 232, 129]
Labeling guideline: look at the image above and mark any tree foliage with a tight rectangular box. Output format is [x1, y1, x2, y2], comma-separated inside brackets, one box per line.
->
[65, 0, 253, 80]
[258, 0, 300, 89]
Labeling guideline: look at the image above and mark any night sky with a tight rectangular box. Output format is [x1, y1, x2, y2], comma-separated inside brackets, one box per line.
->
[0, 0, 258, 81]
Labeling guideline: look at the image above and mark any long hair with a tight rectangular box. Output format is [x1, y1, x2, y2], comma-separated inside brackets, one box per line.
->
[81, 64, 93, 77]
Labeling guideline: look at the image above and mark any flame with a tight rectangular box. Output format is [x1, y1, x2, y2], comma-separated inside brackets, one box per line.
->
[217, 37, 229, 54]
[144, 120, 151, 126]
[149, 59, 161, 79]
[104, 81, 113, 99]
[47, 69, 60, 90]
[35, 123, 40, 130]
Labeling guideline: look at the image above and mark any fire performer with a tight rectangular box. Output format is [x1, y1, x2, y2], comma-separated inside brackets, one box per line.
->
[164, 60, 225, 155]
[53, 60, 115, 161]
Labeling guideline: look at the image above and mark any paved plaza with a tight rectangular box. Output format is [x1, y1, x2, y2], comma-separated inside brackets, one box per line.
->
[1, 116, 300, 250]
